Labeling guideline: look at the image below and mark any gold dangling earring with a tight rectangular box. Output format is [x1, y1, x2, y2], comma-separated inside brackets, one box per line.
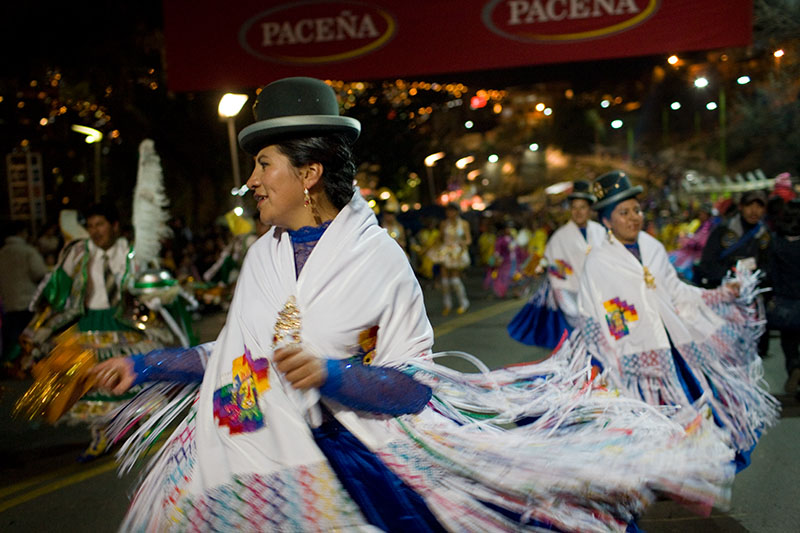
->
[607, 227, 614, 243]
[304, 188, 311, 208]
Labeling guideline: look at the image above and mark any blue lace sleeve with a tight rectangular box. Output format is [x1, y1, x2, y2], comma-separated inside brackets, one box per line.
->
[131, 342, 213, 385]
[319, 359, 431, 415]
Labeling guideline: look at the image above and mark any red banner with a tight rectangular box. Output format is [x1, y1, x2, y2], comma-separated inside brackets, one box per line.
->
[163, 0, 752, 91]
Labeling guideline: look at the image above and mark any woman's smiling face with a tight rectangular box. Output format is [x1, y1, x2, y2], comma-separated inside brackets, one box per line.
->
[605, 198, 643, 245]
[246, 145, 307, 230]
[570, 198, 591, 227]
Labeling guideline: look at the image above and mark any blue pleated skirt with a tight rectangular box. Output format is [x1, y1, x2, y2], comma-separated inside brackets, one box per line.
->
[312, 414, 446, 532]
[507, 282, 572, 349]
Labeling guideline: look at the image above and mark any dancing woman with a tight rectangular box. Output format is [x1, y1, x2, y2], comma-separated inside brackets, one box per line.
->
[429, 203, 472, 314]
[567, 171, 778, 469]
[508, 180, 606, 348]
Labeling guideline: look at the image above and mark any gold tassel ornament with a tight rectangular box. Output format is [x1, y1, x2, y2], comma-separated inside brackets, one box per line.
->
[13, 326, 98, 423]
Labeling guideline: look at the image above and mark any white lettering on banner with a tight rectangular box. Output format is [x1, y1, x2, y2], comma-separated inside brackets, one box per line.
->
[261, 10, 380, 46]
[507, 0, 640, 25]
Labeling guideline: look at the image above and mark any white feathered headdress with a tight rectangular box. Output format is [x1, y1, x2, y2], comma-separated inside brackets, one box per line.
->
[132, 139, 172, 269]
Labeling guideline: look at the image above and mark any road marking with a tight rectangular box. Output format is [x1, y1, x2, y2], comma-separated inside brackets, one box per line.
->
[0, 299, 522, 512]
[433, 299, 522, 338]
[0, 459, 105, 500]
[0, 458, 118, 513]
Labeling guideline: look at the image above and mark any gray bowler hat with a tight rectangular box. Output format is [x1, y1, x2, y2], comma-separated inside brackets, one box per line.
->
[238, 77, 361, 155]
[591, 170, 643, 211]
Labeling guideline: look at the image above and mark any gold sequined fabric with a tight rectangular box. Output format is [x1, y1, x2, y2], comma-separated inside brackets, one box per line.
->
[643, 266, 657, 289]
[14, 326, 98, 423]
[272, 296, 302, 348]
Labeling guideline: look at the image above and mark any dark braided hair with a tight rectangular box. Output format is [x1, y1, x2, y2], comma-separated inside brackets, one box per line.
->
[275, 133, 357, 211]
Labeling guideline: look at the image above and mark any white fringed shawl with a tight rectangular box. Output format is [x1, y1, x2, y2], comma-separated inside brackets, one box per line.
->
[544, 219, 605, 325]
[577, 231, 778, 449]
[191, 190, 433, 490]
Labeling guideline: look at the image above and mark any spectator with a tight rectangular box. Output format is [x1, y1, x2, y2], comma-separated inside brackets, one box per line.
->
[695, 190, 770, 288]
[0, 221, 48, 365]
[766, 199, 800, 393]
[36, 221, 62, 267]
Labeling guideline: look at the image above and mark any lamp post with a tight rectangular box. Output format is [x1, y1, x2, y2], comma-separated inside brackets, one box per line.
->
[693, 77, 708, 137]
[694, 76, 727, 175]
[71, 125, 103, 203]
[424, 151, 445, 204]
[218, 93, 249, 194]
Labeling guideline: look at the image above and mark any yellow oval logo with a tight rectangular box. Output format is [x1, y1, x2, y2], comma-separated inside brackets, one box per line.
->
[482, 0, 660, 43]
[239, 1, 396, 64]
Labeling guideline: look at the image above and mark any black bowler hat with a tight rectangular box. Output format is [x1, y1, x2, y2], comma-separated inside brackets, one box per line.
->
[567, 180, 596, 203]
[238, 77, 361, 156]
[591, 170, 643, 211]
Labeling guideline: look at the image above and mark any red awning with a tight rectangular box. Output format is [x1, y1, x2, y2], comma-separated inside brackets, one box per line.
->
[164, 0, 752, 92]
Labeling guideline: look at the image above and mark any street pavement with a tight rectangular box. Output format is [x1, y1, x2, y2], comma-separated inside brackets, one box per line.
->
[1, 267, 798, 532]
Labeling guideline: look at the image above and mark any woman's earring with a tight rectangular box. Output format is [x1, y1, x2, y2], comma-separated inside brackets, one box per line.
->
[304, 188, 311, 208]
[607, 227, 614, 243]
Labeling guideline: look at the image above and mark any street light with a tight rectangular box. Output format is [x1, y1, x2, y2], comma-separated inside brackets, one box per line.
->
[218, 93, 249, 192]
[424, 151, 445, 204]
[71, 124, 103, 143]
[455, 155, 474, 170]
[71, 125, 103, 202]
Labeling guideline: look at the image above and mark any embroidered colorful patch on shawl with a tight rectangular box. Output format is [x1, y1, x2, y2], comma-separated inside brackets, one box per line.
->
[213, 346, 270, 434]
[603, 297, 638, 340]
[547, 259, 573, 280]
[348, 325, 378, 365]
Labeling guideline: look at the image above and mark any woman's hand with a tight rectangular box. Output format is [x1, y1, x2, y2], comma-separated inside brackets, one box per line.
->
[90, 357, 136, 396]
[274, 345, 328, 390]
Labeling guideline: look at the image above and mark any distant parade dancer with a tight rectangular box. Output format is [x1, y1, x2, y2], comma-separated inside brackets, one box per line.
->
[667, 202, 717, 282]
[556, 171, 779, 469]
[483, 220, 525, 299]
[89, 78, 735, 533]
[508, 180, 605, 348]
[15, 141, 196, 462]
[428, 203, 472, 315]
[380, 204, 408, 254]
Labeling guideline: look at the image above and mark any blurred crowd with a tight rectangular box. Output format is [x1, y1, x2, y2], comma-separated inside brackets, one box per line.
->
[2, 172, 798, 386]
